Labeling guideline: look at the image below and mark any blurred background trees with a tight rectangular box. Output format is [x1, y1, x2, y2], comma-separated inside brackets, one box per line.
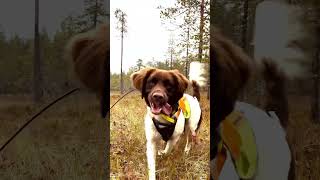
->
[211, 0, 319, 121]
[0, 0, 107, 98]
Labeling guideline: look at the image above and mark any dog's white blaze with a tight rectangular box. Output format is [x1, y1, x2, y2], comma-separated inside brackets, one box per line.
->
[189, 61, 207, 87]
[254, 1, 306, 78]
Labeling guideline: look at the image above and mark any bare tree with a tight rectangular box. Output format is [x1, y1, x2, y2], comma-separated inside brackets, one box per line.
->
[311, 9, 320, 122]
[33, 0, 42, 103]
[115, 9, 127, 94]
[168, 34, 175, 69]
[240, 0, 249, 101]
[83, 0, 107, 30]
[241, 0, 249, 52]
[198, 0, 205, 62]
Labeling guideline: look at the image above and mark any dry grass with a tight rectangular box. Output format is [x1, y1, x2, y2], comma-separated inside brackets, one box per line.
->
[0, 92, 318, 179]
[110, 91, 210, 179]
[0, 93, 107, 180]
[286, 95, 320, 180]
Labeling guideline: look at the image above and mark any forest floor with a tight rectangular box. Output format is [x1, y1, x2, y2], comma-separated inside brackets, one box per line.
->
[0, 92, 319, 179]
[0, 93, 107, 180]
[285, 95, 320, 180]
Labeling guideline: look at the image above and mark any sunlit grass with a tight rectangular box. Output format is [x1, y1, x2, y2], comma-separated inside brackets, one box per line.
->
[0, 93, 318, 179]
[0, 93, 107, 180]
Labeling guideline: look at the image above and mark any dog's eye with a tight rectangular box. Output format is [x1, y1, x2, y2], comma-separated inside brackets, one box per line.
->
[164, 80, 173, 88]
[148, 78, 157, 86]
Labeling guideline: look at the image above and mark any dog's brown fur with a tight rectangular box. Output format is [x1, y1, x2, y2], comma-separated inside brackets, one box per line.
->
[66, 24, 109, 97]
[131, 68, 192, 108]
[211, 27, 290, 132]
[261, 58, 289, 129]
[211, 27, 294, 179]
[66, 23, 109, 117]
[191, 80, 201, 101]
[211, 27, 254, 130]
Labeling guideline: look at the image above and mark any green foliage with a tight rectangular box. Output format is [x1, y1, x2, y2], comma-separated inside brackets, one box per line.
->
[0, 34, 32, 93]
[136, 59, 144, 71]
[0, 19, 81, 95]
[0, 0, 107, 95]
[60, 15, 82, 35]
[110, 72, 132, 91]
[81, 0, 108, 29]
[61, 0, 107, 34]
[211, 0, 262, 45]
[158, 0, 209, 78]
[110, 57, 196, 91]
[159, 0, 210, 58]
[114, 9, 127, 33]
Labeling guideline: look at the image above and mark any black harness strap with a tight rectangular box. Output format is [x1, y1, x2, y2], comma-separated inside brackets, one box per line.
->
[152, 118, 176, 142]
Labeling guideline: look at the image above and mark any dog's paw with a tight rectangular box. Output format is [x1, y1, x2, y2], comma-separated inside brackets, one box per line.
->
[157, 150, 167, 156]
[184, 144, 191, 155]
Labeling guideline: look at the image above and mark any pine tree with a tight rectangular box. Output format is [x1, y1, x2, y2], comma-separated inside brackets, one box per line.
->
[64, 0, 108, 33]
[115, 9, 127, 94]
[33, 0, 43, 103]
[136, 59, 144, 70]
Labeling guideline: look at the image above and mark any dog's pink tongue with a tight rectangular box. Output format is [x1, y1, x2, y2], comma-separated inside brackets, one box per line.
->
[162, 103, 172, 116]
[151, 103, 162, 114]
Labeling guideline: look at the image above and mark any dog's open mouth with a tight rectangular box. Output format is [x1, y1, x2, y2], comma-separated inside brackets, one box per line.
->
[150, 102, 172, 116]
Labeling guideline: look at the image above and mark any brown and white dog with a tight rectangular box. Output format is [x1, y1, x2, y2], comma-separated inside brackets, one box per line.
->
[66, 24, 206, 179]
[210, 27, 295, 180]
[130, 64, 206, 180]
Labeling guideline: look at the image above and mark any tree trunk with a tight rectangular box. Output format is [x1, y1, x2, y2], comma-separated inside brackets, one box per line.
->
[311, 7, 320, 123]
[242, 0, 249, 53]
[33, 0, 42, 103]
[198, 0, 205, 62]
[93, 0, 98, 28]
[312, 45, 320, 122]
[207, 70, 210, 100]
[185, 26, 190, 76]
[120, 13, 124, 94]
[241, 0, 248, 52]
[240, 0, 249, 101]
[170, 49, 173, 69]
[185, 4, 191, 76]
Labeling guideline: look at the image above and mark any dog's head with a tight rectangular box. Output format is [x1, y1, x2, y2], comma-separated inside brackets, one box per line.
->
[131, 68, 189, 115]
[66, 23, 109, 118]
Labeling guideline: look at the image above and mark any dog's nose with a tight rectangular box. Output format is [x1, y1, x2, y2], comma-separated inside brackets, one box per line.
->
[152, 92, 164, 101]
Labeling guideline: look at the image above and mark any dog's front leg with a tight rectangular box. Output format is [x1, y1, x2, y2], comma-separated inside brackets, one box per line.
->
[146, 139, 157, 180]
[159, 113, 185, 156]
[184, 129, 192, 154]
[159, 136, 180, 156]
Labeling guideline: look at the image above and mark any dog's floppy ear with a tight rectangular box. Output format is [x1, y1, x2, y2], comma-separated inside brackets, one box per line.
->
[130, 68, 156, 97]
[69, 37, 94, 63]
[211, 27, 253, 129]
[66, 24, 109, 94]
[66, 23, 109, 118]
[172, 69, 189, 93]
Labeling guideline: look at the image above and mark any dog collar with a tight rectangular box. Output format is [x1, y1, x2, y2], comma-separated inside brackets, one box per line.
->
[159, 96, 191, 124]
[152, 118, 176, 142]
[152, 96, 192, 141]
